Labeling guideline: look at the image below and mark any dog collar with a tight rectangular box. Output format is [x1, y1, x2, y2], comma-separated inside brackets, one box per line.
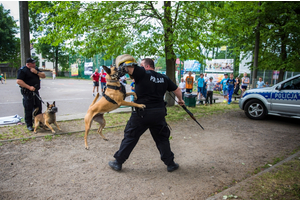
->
[106, 79, 119, 83]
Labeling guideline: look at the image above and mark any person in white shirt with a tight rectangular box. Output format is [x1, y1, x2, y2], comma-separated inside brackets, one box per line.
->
[241, 72, 250, 96]
[257, 77, 265, 88]
[204, 73, 209, 82]
[178, 78, 186, 99]
[205, 77, 215, 106]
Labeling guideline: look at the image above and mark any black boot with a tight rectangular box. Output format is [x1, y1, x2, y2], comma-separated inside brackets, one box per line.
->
[167, 162, 179, 172]
[109, 160, 122, 171]
[27, 126, 34, 131]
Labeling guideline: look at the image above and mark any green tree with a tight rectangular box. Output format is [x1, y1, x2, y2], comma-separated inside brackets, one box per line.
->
[29, 1, 69, 74]
[155, 57, 166, 71]
[6, 37, 21, 76]
[30, 1, 220, 105]
[0, 4, 18, 62]
[214, 1, 300, 82]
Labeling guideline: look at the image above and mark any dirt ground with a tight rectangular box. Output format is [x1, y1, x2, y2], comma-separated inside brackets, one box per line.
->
[0, 110, 300, 200]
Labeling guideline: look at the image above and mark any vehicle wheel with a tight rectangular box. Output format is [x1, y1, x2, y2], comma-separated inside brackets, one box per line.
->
[244, 99, 267, 120]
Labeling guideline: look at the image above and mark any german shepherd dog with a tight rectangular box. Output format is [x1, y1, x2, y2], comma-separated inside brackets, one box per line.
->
[33, 101, 61, 134]
[84, 65, 145, 149]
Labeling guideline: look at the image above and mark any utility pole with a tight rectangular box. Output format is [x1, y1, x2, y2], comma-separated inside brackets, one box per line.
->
[19, 1, 31, 65]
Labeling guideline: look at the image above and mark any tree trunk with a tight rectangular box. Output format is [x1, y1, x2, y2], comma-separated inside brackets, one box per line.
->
[163, 1, 176, 107]
[278, 34, 287, 82]
[19, 1, 31, 65]
[55, 46, 59, 76]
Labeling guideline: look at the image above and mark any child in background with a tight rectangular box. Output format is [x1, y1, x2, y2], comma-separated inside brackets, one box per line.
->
[241, 72, 250, 96]
[220, 73, 229, 102]
[234, 77, 240, 95]
[257, 77, 265, 88]
[185, 71, 194, 94]
[226, 73, 236, 105]
[265, 82, 270, 87]
[196, 73, 206, 99]
[130, 79, 135, 102]
[0, 73, 3, 84]
[205, 77, 215, 106]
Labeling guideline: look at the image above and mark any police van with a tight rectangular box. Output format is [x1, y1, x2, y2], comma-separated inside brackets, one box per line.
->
[239, 74, 300, 120]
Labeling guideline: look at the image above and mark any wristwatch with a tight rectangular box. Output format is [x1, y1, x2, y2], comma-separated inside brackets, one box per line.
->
[36, 71, 39, 75]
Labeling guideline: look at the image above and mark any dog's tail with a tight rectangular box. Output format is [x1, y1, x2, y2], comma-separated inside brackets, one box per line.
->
[33, 107, 39, 117]
[90, 93, 100, 107]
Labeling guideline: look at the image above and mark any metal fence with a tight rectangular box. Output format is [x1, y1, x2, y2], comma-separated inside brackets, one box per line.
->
[68, 54, 114, 79]
[250, 70, 300, 87]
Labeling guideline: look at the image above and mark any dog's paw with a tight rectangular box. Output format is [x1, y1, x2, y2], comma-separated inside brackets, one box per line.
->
[85, 146, 89, 150]
[52, 130, 56, 134]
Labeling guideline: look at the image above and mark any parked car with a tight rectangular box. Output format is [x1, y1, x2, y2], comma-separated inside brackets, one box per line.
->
[239, 74, 300, 119]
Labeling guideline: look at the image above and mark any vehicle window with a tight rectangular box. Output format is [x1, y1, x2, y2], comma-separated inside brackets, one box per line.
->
[282, 77, 300, 90]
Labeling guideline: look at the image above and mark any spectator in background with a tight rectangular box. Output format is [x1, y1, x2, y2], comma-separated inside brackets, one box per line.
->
[205, 77, 215, 106]
[257, 77, 265, 88]
[99, 69, 107, 95]
[130, 79, 135, 102]
[226, 73, 236, 105]
[196, 73, 206, 99]
[241, 72, 250, 96]
[178, 78, 186, 99]
[0, 73, 4, 84]
[185, 71, 194, 94]
[52, 70, 56, 80]
[204, 73, 209, 82]
[220, 73, 229, 102]
[234, 77, 241, 95]
[91, 68, 100, 96]
[265, 82, 270, 87]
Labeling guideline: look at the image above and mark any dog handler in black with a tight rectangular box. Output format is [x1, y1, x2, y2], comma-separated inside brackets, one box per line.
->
[16, 58, 46, 131]
[109, 55, 184, 172]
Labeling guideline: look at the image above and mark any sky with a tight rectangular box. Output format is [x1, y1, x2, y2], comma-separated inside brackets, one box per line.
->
[1, 1, 20, 37]
[1, 1, 19, 24]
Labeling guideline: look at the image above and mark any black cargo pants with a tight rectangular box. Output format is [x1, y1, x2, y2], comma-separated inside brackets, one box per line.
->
[114, 107, 174, 166]
[22, 91, 42, 127]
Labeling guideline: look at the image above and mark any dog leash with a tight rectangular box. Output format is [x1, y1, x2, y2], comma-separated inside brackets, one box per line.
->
[33, 92, 46, 105]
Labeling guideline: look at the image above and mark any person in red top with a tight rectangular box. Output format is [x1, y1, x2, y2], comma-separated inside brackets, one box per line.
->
[99, 69, 107, 95]
[90, 68, 100, 96]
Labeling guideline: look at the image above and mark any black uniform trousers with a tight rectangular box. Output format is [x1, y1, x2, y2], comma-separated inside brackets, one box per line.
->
[114, 107, 174, 166]
[22, 91, 42, 127]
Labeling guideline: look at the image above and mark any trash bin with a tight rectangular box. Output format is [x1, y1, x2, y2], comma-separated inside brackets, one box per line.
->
[184, 93, 197, 107]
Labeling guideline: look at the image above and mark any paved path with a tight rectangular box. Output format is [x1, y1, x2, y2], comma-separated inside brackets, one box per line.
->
[0, 78, 226, 121]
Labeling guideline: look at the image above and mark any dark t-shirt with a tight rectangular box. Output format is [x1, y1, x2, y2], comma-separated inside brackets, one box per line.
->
[132, 65, 177, 108]
[226, 78, 236, 90]
[17, 66, 41, 90]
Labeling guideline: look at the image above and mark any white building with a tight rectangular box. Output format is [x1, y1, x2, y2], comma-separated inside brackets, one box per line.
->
[30, 44, 56, 71]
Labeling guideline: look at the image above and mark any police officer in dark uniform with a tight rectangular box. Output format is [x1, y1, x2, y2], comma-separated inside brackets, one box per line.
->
[109, 55, 184, 172]
[16, 58, 46, 131]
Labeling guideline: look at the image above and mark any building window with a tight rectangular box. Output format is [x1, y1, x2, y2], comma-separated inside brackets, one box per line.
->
[42, 62, 45, 68]
[32, 53, 36, 56]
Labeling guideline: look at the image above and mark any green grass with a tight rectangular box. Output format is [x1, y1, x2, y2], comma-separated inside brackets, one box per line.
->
[249, 157, 300, 200]
[0, 101, 239, 141]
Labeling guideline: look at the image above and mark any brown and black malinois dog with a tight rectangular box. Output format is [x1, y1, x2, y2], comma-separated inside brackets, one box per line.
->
[33, 101, 61, 134]
[84, 65, 146, 149]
